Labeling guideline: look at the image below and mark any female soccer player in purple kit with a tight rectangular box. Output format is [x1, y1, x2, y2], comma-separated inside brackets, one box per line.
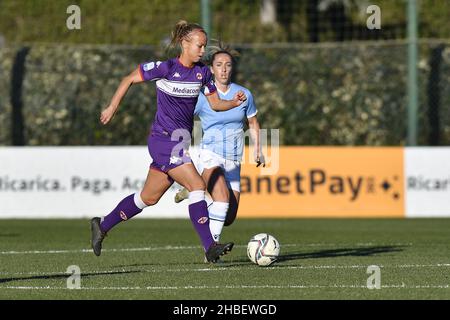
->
[91, 20, 247, 263]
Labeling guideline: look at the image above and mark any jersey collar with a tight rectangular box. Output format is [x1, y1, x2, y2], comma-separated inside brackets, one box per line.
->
[216, 83, 232, 96]
[176, 58, 195, 69]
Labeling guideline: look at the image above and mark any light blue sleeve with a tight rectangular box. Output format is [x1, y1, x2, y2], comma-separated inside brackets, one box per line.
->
[245, 90, 258, 118]
[194, 92, 207, 116]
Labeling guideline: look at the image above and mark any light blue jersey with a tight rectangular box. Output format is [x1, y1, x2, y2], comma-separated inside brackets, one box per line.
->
[194, 83, 257, 161]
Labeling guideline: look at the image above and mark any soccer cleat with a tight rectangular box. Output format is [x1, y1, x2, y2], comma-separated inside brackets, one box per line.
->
[204, 255, 224, 264]
[174, 187, 189, 203]
[205, 242, 234, 263]
[90, 217, 107, 256]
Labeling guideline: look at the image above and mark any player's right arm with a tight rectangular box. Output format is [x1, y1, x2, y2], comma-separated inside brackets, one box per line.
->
[100, 68, 143, 125]
[101, 60, 167, 125]
[205, 90, 247, 111]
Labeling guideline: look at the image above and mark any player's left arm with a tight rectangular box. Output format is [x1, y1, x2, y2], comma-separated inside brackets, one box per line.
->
[248, 116, 265, 167]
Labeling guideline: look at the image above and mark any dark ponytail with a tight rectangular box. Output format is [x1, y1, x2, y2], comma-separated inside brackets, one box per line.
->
[207, 40, 240, 65]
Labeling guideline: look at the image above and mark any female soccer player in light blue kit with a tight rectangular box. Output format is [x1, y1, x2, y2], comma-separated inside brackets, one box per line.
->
[175, 44, 265, 244]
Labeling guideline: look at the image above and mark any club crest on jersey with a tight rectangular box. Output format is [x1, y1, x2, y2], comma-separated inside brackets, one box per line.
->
[119, 211, 128, 221]
[197, 216, 208, 224]
[196, 73, 202, 80]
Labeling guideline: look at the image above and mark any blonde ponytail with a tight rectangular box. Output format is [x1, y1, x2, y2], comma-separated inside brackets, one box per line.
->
[167, 20, 206, 52]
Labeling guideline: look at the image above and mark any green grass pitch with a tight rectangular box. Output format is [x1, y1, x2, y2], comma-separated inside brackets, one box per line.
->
[0, 218, 449, 300]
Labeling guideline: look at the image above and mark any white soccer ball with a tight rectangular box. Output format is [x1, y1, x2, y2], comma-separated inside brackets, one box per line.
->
[247, 233, 280, 266]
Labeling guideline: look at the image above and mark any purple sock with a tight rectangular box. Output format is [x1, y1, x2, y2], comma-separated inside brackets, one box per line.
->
[100, 194, 142, 233]
[188, 200, 215, 251]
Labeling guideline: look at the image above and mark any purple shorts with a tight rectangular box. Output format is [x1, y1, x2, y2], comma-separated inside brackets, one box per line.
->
[147, 131, 192, 173]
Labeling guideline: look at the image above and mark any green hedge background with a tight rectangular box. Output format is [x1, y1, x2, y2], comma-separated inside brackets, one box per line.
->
[1, 41, 449, 146]
[1, 0, 449, 146]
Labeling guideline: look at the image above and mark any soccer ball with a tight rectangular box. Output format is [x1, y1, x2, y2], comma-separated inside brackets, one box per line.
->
[247, 233, 280, 266]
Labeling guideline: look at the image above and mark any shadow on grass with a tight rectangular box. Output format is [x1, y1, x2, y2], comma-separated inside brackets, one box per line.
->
[0, 234, 20, 238]
[224, 245, 406, 266]
[0, 270, 140, 284]
[277, 245, 406, 262]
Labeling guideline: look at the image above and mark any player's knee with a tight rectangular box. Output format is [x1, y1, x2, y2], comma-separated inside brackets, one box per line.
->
[140, 194, 159, 206]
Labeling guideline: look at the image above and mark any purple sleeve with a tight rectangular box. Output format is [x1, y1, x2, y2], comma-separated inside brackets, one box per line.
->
[201, 67, 217, 96]
[138, 60, 168, 81]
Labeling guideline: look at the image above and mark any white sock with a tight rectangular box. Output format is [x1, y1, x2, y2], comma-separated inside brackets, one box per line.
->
[205, 193, 214, 208]
[208, 201, 229, 242]
[189, 190, 205, 204]
[134, 192, 148, 209]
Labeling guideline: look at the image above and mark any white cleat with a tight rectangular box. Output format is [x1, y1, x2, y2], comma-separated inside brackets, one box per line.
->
[174, 187, 189, 203]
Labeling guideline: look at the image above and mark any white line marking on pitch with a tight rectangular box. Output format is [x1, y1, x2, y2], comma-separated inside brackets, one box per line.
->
[0, 245, 199, 255]
[0, 243, 412, 255]
[1, 263, 450, 276]
[1, 284, 449, 291]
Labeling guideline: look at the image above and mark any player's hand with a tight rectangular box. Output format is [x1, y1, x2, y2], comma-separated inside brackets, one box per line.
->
[100, 106, 117, 125]
[255, 152, 266, 168]
[233, 90, 247, 106]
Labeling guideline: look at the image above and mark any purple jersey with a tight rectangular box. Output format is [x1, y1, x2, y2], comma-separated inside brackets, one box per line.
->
[139, 58, 217, 135]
